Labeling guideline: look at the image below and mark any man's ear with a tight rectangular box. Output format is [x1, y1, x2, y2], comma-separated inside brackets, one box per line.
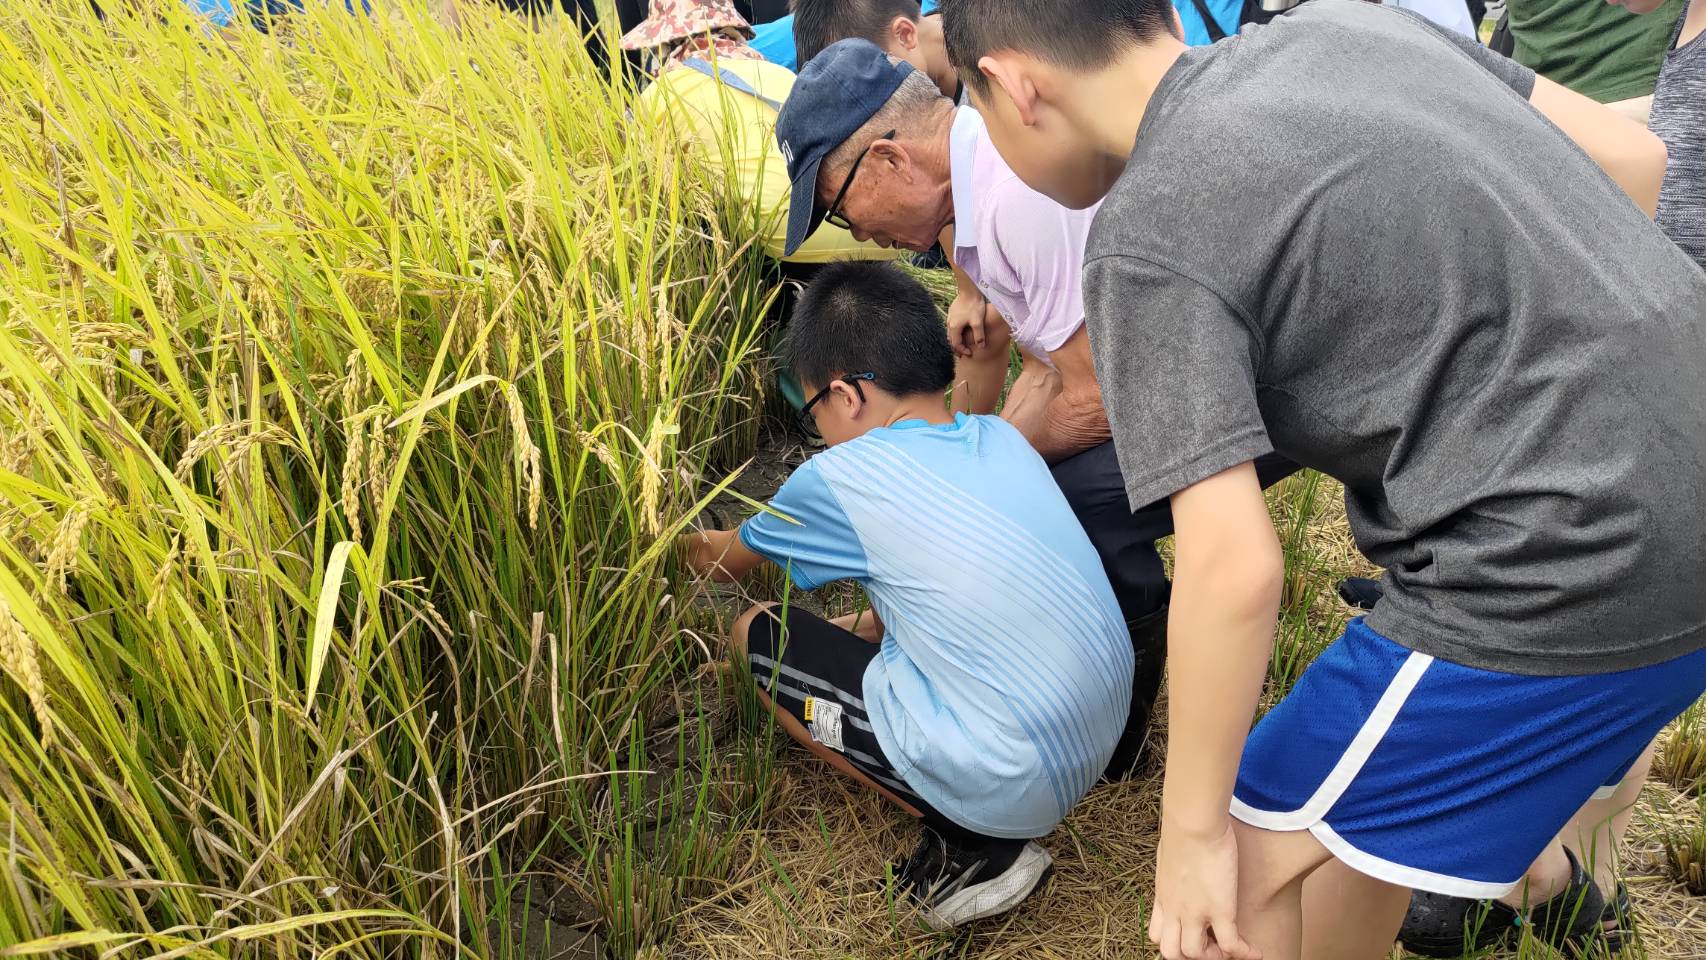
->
[979, 54, 1040, 127]
[869, 138, 911, 179]
[889, 14, 919, 51]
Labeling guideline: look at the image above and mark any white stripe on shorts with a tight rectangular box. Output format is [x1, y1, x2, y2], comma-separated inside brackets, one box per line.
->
[749, 653, 867, 709]
[1230, 650, 1434, 832]
[1310, 822, 1518, 900]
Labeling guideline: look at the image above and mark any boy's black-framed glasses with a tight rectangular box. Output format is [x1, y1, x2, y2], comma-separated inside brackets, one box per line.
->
[798, 371, 876, 436]
[823, 130, 895, 232]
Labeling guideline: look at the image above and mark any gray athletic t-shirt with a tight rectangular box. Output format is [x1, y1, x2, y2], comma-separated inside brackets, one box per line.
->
[1084, 0, 1706, 676]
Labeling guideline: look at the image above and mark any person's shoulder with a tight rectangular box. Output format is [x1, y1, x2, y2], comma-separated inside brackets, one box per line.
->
[727, 58, 798, 91]
[973, 138, 1093, 244]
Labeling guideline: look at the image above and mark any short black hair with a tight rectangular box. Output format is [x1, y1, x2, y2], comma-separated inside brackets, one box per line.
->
[938, 0, 1178, 99]
[793, 0, 925, 68]
[783, 262, 954, 398]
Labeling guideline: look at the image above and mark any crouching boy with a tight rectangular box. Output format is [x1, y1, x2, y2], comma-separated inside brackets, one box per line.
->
[678, 261, 1133, 928]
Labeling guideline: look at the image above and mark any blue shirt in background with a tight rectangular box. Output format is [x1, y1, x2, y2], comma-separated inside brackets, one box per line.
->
[739, 414, 1132, 838]
[750, 0, 938, 71]
[1175, 0, 1243, 44]
[747, 15, 797, 69]
[183, 0, 369, 29]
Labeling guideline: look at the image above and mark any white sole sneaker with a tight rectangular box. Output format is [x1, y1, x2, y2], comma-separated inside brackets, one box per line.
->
[920, 841, 1054, 930]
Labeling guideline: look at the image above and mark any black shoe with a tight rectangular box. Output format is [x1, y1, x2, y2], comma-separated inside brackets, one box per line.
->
[1600, 882, 1633, 954]
[892, 826, 1053, 930]
[1101, 606, 1167, 782]
[1400, 847, 1606, 957]
[1337, 576, 1384, 610]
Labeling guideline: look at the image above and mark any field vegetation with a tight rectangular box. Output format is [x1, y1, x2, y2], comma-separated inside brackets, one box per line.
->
[0, 0, 776, 955]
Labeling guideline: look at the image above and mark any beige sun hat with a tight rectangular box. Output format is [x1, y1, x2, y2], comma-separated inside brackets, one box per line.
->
[619, 0, 755, 51]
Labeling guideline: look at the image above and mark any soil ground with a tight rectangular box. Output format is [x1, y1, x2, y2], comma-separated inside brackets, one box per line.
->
[673, 427, 1706, 960]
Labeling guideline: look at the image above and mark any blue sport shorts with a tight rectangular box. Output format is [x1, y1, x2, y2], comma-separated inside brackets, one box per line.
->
[1233, 617, 1706, 898]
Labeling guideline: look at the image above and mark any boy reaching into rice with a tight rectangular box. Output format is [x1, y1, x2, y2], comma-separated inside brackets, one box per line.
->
[678, 260, 1133, 929]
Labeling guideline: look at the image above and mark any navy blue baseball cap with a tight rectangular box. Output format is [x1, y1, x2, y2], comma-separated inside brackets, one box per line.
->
[775, 39, 914, 256]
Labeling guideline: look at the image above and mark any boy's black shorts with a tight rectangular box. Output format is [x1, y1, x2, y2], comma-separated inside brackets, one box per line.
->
[744, 603, 949, 823]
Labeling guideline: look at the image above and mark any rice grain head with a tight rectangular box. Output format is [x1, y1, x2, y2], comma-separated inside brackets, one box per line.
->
[42, 498, 95, 596]
[0, 595, 52, 750]
[174, 421, 248, 480]
[366, 411, 390, 515]
[341, 411, 368, 544]
[504, 383, 542, 531]
[144, 532, 184, 621]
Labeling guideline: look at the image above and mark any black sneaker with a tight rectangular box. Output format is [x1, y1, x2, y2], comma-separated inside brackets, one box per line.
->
[1400, 846, 1606, 957]
[893, 826, 1054, 930]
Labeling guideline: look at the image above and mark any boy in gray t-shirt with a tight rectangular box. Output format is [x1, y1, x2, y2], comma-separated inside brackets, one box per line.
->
[938, 0, 1706, 958]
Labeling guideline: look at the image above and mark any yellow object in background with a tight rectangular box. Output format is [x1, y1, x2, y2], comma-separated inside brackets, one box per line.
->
[636, 57, 904, 265]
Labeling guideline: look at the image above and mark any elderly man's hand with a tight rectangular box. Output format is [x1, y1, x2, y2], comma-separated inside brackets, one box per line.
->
[947, 291, 989, 359]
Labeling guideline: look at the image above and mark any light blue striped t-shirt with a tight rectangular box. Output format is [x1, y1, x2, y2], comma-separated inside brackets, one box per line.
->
[739, 413, 1132, 838]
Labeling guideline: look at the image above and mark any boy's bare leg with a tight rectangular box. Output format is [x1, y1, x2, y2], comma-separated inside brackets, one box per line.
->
[1301, 859, 1410, 960]
[1229, 819, 1336, 960]
[1498, 742, 1655, 910]
[730, 603, 923, 817]
[1564, 743, 1653, 896]
[829, 608, 883, 642]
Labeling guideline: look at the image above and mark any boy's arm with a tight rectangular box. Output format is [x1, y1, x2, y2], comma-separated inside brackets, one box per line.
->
[1150, 461, 1280, 960]
[1528, 75, 1668, 217]
[1406, 11, 1668, 217]
[678, 528, 767, 583]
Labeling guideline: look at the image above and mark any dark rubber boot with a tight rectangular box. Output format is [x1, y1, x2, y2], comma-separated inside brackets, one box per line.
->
[1100, 605, 1167, 782]
[1400, 847, 1606, 957]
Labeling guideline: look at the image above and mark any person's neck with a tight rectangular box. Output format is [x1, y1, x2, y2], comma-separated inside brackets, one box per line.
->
[1058, 39, 1188, 170]
[875, 393, 954, 428]
[1681, 0, 1706, 47]
[912, 108, 959, 234]
[918, 16, 960, 99]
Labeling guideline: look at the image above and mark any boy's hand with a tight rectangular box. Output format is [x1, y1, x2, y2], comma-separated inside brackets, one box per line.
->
[1150, 819, 1259, 960]
[676, 527, 766, 583]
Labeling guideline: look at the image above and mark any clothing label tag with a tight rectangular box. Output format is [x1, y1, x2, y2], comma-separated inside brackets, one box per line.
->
[807, 697, 844, 752]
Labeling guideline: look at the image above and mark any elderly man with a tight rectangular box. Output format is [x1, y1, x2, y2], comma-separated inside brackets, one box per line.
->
[774, 39, 1298, 779]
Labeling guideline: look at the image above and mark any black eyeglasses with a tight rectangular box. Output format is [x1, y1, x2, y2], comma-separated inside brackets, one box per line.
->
[798, 371, 876, 435]
[822, 130, 895, 232]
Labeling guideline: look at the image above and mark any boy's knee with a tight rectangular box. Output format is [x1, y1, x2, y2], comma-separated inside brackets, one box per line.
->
[730, 602, 779, 662]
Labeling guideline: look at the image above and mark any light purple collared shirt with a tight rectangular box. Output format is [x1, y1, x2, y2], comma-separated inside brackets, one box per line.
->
[949, 108, 1102, 364]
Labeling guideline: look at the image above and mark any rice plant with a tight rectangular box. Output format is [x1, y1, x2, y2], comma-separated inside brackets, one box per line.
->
[1662, 796, 1706, 896]
[0, 0, 777, 955]
[1266, 470, 1347, 700]
[1659, 695, 1706, 791]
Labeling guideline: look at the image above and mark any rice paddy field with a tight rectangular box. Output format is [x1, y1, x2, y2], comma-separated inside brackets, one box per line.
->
[0, 2, 1700, 958]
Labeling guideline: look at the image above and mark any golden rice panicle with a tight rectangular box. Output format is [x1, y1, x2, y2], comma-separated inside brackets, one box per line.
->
[0, 595, 51, 750]
[504, 383, 542, 531]
[144, 532, 183, 621]
[174, 421, 247, 480]
[639, 412, 670, 537]
[366, 412, 390, 515]
[341, 411, 368, 544]
[42, 498, 94, 595]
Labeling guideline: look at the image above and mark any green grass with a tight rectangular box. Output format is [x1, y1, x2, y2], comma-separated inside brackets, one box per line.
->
[0, 0, 779, 955]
